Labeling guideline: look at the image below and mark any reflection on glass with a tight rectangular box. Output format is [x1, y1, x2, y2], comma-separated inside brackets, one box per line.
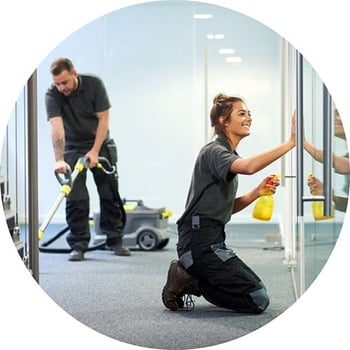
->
[301, 97, 348, 290]
[305, 109, 349, 213]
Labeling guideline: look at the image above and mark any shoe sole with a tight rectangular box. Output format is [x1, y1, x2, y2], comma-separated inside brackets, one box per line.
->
[162, 260, 180, 311]
[106, 244, 131, 256]
[68, 252, 84, 261]
[114, 252, 131, 256]
[68, 256, 84, 261]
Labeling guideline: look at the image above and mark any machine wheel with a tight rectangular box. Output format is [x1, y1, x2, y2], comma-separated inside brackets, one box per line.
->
[137, 230, 159, 251]
[157, 238, 169, 249]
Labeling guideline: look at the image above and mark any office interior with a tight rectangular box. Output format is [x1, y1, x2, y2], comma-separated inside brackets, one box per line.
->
[1, 1, 348, 348]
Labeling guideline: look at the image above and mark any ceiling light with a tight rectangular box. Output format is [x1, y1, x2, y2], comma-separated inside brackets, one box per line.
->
[219, 49, 235, 54]
[193, 14, 213, 19]
[226, 56, 242, 63]
[214, 34, 224, 39]
[206, 34, 225, 40]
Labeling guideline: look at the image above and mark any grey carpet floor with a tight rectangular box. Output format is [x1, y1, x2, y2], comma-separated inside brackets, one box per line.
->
[38, 225, 296, 349]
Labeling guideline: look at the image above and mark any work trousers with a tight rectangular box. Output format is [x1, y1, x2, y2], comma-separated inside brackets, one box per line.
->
[64, 140, 125, 252]
[178, 218, 270, 314]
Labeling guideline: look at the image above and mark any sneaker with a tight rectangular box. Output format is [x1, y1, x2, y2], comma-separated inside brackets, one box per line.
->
[106, 243, 131, 256]
[112, 244, 131, 256]
[68, 250, 84, 261]
[162, 260, 194, 311]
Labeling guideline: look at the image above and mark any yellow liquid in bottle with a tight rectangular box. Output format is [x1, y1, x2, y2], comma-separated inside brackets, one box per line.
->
[311, 201, 335, 221]
[252, 174, 279, 222]
[252, 195, 274, 221]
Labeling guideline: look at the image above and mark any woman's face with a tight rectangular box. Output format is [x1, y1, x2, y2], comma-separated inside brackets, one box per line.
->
[226, 101, 252, 139]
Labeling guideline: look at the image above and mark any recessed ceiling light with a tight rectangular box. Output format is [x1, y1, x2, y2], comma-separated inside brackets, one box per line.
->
[219, 49, 235, 54]
[226, 56, 242, 63]
[193, 14, 213, 19]
[214, 34, 224, 40]
[206, 34, 225, 40]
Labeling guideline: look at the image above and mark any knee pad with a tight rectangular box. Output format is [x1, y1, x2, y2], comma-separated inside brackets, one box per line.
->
[249, 287, 270, 312]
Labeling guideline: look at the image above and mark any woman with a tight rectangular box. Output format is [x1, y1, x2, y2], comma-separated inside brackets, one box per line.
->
[162, 93, 295, 313]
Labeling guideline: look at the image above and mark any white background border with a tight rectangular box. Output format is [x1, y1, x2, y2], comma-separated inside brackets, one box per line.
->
[1, 1, 349, 349]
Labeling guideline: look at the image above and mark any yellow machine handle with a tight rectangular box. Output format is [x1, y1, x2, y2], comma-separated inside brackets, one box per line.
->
[161, 209, 173, 219]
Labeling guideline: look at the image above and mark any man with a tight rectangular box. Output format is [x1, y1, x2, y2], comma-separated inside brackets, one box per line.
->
[45, 57, 130, 261]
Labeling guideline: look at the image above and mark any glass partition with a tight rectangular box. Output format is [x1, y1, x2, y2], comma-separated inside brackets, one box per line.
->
[294, 55, 348, 294]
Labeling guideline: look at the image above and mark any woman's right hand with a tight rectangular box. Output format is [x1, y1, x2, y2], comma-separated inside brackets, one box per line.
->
[256, 174, 280, 197]
[307, 174, 323, 195]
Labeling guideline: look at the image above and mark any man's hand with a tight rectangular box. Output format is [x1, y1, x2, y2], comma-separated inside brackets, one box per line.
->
[85, 149, 99, 168]
[55, 160, 70, 173]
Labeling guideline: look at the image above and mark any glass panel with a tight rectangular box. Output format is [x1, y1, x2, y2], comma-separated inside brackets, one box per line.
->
[1, 88, 28, 264]
[299, 57, 348, 291]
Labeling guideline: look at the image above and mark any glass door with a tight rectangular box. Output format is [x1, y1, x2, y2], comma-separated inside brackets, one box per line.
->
[285, 46, 348, 296]
[301, 57, 347, 292]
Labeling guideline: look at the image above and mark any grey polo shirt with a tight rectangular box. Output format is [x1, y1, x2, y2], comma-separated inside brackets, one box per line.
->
[177, 135, 240, 226]
[45, 74, 111, 148]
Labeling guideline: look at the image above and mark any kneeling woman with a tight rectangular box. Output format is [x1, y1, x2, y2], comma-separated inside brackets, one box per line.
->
[162, 93, 295, 313]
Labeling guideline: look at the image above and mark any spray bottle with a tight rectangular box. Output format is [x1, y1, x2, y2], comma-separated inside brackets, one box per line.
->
[252, 174, 279, 221]
[307, 173, 335, 220]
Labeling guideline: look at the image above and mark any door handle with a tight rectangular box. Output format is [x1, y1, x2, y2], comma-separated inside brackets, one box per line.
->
[296, 50, 304, 216]
[296, 52, 333, 216]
